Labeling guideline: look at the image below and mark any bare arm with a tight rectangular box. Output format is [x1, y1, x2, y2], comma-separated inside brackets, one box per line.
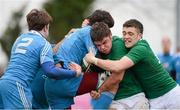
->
[90, 71, 125, 99]
[53, 28, 78, 53]
[98, 71, 125, 94]
[53, 38, 64, 53]
[85, 51, 134, 73]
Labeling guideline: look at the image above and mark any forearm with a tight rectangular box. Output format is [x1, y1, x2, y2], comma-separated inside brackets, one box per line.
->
[98, 71, 125, 94]
[42, 61, 76, 79]
[95, 58, 121, 73]
[53, 38, 64, 53]
[93, 56, 134, 73]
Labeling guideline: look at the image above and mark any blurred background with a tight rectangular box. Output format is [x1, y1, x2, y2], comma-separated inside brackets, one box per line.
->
[0, 0, 180, 109]
[0, 0, 179, 80]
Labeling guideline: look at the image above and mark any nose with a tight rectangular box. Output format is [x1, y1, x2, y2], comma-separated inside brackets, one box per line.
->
[123, 34, 129, 39]
[100, 45, 105, 51]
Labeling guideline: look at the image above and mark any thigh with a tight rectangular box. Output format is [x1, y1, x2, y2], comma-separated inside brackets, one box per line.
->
[166, 85, 180, 109]
[110, 93, 149, 110]
[76, 72, 98, 95]
[0, 80, 32, 109]
[110, 100, 129, 110]
[132, 93, 149, 109]
[149, 95, 166, 109]
[150, 85, 180, 109]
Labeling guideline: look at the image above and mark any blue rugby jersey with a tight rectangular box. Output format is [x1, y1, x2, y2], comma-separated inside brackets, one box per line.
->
[2, 30, 54, 86]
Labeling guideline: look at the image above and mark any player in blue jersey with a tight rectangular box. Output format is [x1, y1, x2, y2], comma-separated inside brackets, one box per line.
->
[44, 10, 115, 109]
[172, 47, 180, 84]
[0, 9, 82, 109]
[158, 37, 175, 80]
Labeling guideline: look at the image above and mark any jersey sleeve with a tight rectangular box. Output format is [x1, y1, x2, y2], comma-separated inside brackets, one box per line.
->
[40, 41, 54, 64]
[125, 45, 148, 64]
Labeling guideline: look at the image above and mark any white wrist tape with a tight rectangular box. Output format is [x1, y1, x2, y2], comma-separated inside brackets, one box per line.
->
[93, 57, 98, 65]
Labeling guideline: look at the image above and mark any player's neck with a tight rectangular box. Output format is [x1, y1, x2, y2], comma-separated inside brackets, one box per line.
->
[38, 30, 47, 39]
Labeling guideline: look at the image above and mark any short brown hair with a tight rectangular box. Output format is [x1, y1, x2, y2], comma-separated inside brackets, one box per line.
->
[91, 22, 111, 42]
[123, 19, 143, 34]
[26, 9, 53, 31]
[88, 9, 114, 28]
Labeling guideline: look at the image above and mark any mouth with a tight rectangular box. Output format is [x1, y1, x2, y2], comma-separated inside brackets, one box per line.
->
[124, 40, 131, 44]
[102, 50, 107, 53]
[101, 49, 108, 54]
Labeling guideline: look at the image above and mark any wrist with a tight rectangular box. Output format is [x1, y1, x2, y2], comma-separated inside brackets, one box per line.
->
[76, 69, 82, 77]
[92, 57, 98, 65]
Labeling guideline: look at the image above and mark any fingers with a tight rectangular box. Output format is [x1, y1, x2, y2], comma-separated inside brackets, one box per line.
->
[68, 62, 82, 77]
[81, 19, 89, 27]
[85, 49, 94, 64]
[90, 90, 100, 99]
[69, 62, 79, 69]
[68, 62, 76, 70]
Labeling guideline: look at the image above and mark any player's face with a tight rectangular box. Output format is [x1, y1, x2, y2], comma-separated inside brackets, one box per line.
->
[162, 37, 171, 53]
[122, 27, 141, 48]
[94, 35, 112, 55]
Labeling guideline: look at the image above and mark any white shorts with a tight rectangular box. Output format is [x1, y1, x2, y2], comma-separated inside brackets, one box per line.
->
[109, 92, 149, 110]
[149, 85, 180, 109]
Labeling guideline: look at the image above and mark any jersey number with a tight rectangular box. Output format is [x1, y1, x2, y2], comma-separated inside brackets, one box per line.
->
[15, 38, 33, 54]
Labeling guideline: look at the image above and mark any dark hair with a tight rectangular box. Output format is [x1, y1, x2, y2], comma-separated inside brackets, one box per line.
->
[123, 19, 143, 34]
[88, 9, 114, 28]
[26, 9, 53, 31]
[91, 22, 111, 42]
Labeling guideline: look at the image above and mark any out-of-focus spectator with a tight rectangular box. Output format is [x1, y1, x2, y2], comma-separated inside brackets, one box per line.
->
[0, 68, 3, 77]
[158, 36, 176, 80]
[172, 47, 180, 84]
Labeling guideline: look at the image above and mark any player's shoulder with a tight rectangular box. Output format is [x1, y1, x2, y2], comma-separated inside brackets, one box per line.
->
[68, 26, 91, 39]
[135, 39, 149, 48]
[78, 26, 91, 34]
[112, 35, 124, 44]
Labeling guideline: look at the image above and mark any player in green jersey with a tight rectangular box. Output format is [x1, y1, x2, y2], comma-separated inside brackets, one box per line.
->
[85, 19, 180, 109]
[92, 33, 149, 109]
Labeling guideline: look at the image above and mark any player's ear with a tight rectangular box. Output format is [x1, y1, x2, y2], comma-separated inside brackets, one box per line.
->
[43, 25, 49, 32]
[138, 33, 142, 39]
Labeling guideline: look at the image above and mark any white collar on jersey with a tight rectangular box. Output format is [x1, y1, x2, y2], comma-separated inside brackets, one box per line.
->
[29, 30, 43, 38]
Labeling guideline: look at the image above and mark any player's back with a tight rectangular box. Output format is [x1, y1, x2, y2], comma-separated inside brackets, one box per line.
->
[56, 26, 96, 67]
[2, 31, 48, 86]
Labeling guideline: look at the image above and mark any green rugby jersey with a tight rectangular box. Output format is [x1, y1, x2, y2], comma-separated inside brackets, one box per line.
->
[101, 36, 143, 100]
[126, 39, 177, 99]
